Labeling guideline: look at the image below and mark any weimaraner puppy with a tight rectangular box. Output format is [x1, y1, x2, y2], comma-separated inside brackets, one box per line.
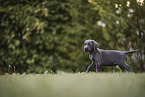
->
[84, 39, 138, 73]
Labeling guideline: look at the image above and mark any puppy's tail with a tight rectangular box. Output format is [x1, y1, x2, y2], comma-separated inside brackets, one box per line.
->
[123, 50, 138, 54]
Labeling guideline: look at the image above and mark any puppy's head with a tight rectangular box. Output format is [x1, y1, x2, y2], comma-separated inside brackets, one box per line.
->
[84, 40, 99, 52]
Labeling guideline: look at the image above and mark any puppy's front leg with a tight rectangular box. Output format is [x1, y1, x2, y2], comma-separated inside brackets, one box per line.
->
[86, 62, 95, 73]
[96, 64, 101, 72]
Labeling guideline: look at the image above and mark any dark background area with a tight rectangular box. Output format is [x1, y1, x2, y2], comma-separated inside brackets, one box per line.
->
[0, 0, 145, 74]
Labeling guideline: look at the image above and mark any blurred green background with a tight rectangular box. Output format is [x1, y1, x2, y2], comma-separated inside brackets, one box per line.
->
[0, 0, 145, 74]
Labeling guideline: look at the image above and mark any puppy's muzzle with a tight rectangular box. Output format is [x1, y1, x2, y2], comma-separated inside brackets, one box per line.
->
[84, 47, 89, 52]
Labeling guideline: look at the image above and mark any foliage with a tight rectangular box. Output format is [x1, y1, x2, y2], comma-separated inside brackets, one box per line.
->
[0, 0, 145, 73]
[0, 0, 93, 73]
[0, 73, 145, 97]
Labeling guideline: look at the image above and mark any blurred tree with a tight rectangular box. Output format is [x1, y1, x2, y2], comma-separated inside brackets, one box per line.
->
[0, 0, 95, 73]
[120, 0, 145, 72]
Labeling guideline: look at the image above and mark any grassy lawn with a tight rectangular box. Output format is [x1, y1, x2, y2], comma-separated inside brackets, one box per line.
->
[0, 73, 145, 97]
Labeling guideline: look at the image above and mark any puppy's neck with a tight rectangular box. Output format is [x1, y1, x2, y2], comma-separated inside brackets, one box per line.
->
[89, 48, 99, 54]
[88, 49, 98, 61]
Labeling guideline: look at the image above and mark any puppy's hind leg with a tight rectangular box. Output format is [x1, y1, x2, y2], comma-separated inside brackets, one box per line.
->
[119, 63, 132, 72]
[118, 65, 126, 72]
[125, 63, 132, 72]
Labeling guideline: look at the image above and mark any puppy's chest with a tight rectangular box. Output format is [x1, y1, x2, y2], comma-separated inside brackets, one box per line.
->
[89, 53, 101, 62]
[89, 54, 94, 61]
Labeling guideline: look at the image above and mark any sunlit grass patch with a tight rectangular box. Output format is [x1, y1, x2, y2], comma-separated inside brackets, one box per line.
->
[0, 73, 145, 97]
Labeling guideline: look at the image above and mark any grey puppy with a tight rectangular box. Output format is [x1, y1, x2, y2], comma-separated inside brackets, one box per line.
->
[84, 39, 138, 73]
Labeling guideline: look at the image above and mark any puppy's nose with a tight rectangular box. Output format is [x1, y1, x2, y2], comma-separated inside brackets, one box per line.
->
[84, 47, 89, 52]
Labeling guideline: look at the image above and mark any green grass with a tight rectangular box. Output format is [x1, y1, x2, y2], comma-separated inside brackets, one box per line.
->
[0, 73, 145, 97]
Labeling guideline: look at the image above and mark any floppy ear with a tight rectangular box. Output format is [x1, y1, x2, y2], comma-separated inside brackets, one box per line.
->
[92, 40, 99, 51]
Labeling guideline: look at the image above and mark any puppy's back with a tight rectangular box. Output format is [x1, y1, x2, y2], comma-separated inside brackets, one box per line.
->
[101, 50, 126, 66]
